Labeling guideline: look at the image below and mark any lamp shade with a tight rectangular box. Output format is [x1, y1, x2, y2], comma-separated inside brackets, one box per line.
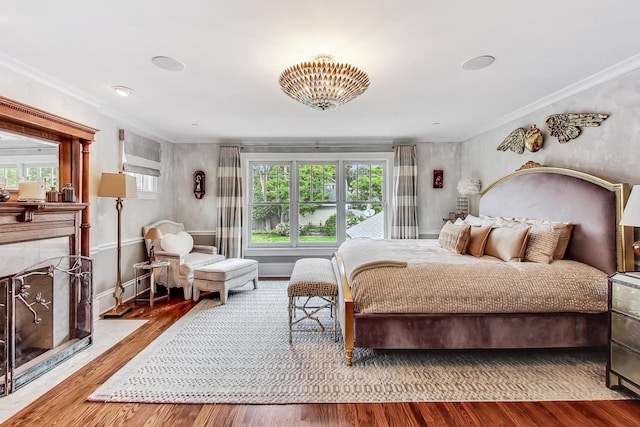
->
[98, 172, 138, 199]
[144, 227, 163, 240]
[620, 185, 640, 227]
[457, 178, 481, 195]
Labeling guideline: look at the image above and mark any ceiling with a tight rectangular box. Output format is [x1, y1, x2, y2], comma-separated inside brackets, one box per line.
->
[1, 1, 640, 144]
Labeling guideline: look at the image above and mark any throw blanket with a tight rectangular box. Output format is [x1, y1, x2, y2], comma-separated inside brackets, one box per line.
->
[337, 238, 608, 314]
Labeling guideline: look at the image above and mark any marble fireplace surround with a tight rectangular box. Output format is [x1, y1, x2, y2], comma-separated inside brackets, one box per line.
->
[1, 203, 92, 395]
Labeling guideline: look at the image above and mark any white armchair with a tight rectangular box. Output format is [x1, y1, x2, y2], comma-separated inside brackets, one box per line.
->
[143, 220, 224, 299]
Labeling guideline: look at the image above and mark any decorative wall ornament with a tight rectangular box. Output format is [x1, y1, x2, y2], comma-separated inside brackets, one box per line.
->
[433, 170, 443, 188]
[194, 170, 205, 199]
[545, 113, 609, 143]
[496, 124, 544, 154]
[517, 160, 544, 170]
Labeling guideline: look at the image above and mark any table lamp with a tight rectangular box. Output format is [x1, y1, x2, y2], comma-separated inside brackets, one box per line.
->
[620, 185, 640, 257]
[144, 227, 163, 262]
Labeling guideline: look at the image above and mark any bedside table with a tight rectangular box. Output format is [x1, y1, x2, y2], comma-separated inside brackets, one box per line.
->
[133, 260, 170, 307]
[607, 272, 640, 395]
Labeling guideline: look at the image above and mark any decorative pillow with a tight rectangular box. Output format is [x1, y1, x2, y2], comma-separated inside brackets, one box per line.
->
[524, 223, 562, 264]
[466, 225, 492, 257]
[462, 214, 483, 227]
[160, 231, 194, 256]
[438, 221, 471, 254]
[523, 219, 573, 259]
[484, 226, 530, 262]
[552, 222, 573, 259]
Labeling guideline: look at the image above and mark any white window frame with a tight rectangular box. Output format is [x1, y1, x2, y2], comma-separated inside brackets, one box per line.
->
[243, 151, 393, 257]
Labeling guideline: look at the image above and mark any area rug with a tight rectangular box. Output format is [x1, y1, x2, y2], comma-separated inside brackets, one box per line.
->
[88, 281, 631, 404]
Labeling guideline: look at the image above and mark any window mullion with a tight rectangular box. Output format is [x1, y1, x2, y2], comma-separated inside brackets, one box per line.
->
[290, 161, 298, 247]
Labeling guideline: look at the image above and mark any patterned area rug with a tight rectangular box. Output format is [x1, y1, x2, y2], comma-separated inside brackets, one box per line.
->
[88, 281, 631, 404]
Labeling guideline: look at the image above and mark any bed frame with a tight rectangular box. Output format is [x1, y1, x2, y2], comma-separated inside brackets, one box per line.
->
[333, 164, 634, 366]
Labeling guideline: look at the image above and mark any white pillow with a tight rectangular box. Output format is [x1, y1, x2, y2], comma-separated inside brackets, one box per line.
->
[160, 231, 194, 256]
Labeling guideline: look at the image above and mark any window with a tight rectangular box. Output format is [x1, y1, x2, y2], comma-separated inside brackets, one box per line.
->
[245, 152, 391, 251]
[120, 129, 161, 195]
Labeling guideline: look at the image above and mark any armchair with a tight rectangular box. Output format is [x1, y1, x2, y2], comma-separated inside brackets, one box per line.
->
[143, 220, 224, 299]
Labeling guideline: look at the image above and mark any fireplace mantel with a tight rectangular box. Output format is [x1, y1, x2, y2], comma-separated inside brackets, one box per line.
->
[0, 202, 87, 253]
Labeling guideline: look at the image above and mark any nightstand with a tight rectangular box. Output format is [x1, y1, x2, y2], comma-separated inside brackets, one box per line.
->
[607, 272, 640, 395]
[133, 260, 170, 307]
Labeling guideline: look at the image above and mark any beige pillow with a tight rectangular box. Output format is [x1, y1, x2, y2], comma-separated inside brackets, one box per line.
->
[484, 226, 530, 262]
[524, 223, 562, 263]
[438, 221, 471, 254]
[467, 225, 492, 257]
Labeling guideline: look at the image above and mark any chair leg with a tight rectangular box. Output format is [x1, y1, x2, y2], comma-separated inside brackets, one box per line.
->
[288, 296, 293, 343]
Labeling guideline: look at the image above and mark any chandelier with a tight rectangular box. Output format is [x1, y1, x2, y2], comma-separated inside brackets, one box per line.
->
[278, 55, 370, 110]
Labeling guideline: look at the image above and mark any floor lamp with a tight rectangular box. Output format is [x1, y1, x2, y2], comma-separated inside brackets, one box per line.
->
[99, 172, 138, 318]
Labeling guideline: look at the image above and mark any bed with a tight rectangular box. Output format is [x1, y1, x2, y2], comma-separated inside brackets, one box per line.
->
[332, 164, 634, 366]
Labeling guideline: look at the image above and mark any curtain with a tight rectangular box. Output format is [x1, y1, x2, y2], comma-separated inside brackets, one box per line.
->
[216, 146, 243, 258]
[119, 129, 161, 176]
[391, 145, 419, 239]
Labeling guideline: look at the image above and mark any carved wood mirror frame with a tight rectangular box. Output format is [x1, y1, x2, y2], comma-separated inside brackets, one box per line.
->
[0, 95, 98, 256]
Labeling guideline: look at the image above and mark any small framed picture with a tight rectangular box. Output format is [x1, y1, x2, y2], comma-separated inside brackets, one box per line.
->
[433, 169, 443, 188]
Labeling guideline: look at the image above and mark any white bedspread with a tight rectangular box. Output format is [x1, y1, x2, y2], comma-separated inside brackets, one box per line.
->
[337, 238, 608, 314]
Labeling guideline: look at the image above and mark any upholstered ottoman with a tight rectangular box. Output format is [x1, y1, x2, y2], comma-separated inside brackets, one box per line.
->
[193, 258, 259, 303]
[288, 258, 338, 343]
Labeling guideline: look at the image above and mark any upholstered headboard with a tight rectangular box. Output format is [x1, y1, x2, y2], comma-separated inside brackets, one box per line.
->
[479, 164, 633, 274]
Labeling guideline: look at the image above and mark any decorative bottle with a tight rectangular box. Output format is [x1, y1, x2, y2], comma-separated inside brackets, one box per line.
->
[46, 186, 60, 202]
[61, 183, 75, 202]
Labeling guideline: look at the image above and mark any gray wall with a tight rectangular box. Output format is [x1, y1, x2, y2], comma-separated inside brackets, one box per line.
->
[0, 64, 175, 315]
[2, 59, 638, 308]
[460, 68, 640, 188]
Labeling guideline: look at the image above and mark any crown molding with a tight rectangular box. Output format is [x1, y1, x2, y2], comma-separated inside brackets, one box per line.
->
[0, 52, 174, 143]
[0, 52, 104, 108]
[465, 53, 640, 142]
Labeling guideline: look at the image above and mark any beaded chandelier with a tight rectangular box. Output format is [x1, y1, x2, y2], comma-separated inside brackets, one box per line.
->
[278, 55, 370, 111]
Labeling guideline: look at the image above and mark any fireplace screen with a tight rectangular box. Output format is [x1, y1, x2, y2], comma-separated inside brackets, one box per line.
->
[1, 256, 92, 396]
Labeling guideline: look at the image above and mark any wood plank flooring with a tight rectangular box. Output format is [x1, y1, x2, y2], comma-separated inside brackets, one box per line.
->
[5, 283, 640, 427]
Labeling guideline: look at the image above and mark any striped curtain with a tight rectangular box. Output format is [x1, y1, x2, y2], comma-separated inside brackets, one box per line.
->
[391, 145, 419, 239]
[216, 146, 243, 258]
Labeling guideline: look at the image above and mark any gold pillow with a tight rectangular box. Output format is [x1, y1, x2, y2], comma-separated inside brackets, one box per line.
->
[524, 223, 562, 264]
[552, 222, 573, 259]
[523, 219, 573, 259]
[438, 221, 471, 254]
[467, 225, 492, 257]
[484, 226, 530, 262]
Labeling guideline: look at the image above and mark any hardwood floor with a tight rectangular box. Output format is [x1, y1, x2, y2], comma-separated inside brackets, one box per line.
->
[5, 285, 640, 427]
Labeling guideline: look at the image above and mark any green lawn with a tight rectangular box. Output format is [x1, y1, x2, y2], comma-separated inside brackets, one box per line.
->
[251, 233, 336, 243]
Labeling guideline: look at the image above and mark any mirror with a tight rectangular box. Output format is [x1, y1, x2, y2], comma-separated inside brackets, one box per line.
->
[0, 129, 59, 190]
[0, 94, 98, 256]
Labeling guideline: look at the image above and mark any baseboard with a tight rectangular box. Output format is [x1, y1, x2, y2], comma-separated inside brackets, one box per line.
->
[257, 262, 295, 278]
[93, 273, 151, 321]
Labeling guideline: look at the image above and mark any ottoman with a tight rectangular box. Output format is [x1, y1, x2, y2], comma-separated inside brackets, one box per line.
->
[193, 258, 259, 303]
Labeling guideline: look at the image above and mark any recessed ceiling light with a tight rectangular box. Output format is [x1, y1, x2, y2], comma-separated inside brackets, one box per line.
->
[111, 85, 133, 97]
[461, 55, 496, 71]
[152, 56, 186, 71]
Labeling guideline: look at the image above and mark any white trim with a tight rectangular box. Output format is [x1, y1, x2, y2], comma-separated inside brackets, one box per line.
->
[467, 53, 640, 141]
[0, 52, 103, 108]
[93, 277, 138, 321]
[187, 230, 216, 236]
[257, 262, 295, 277]
[91, 236, 143, 255]
[242, 152, 393, 253]
[0, 52, 174, 143]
